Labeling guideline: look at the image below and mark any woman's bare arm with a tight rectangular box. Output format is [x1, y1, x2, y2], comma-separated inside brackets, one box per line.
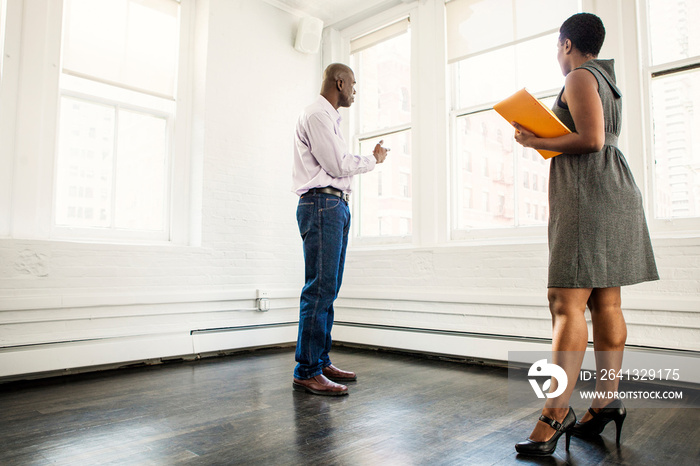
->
[514, 69, 605, 154]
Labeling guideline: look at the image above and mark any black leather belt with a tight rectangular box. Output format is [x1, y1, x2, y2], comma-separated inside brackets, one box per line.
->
[304, 187, 350, 202]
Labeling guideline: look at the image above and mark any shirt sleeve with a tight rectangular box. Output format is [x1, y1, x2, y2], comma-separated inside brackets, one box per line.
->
[305, 112, 376, 178]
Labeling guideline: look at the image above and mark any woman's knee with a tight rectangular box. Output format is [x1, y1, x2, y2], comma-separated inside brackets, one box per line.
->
[547, 288, 590, 317]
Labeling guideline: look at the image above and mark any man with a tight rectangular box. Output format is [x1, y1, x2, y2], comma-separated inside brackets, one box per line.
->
[291, 63, 388, 396]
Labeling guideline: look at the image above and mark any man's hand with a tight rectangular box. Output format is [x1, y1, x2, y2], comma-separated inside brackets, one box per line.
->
[373, 140, 389, 164]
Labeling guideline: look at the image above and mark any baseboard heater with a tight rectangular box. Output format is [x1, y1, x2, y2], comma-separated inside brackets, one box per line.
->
[335, 321, 552, 344]
[333, 321, 700, 356]
[190, 321, 299, 335]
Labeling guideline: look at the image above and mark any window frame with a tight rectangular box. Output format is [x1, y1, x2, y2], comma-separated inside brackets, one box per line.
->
[52, 87, 175, 242]
[638, 0, 700, 236]
[445, 0, 582, 242]
[0, 0, 18, 238]
[0, 0, 6, 80]
[0, 0, 199, 245]
[340, 5, 417, 247]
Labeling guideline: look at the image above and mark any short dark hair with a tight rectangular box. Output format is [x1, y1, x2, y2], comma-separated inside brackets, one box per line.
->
[559, 13, 605, 57]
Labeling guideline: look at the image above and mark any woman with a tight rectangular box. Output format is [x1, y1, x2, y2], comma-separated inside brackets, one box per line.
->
[512, 13, 659, 456]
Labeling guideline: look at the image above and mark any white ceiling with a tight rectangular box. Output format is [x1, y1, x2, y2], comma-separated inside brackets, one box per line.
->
[264, 0, 407, 28]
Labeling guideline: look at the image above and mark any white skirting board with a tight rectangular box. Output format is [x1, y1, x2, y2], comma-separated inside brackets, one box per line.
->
[1, 320, 697, 386]
[0, 325, 298, 380]
[332, 323, 700, 385]
[332, 323, 552, 362]
[0, 333, 194, 378]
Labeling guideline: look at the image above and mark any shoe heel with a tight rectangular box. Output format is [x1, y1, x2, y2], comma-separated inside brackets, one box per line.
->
[565, 430, 571, 451]
[614, 417, 624, 446]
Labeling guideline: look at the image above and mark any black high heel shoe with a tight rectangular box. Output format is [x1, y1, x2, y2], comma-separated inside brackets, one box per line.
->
[571, 399, 626, 445]
[515, 407, 576, 456]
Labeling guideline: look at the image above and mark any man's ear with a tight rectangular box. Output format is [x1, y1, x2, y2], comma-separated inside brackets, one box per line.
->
[336, 79, 343, 91]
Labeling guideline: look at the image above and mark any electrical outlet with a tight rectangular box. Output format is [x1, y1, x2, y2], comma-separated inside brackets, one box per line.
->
[257, 298, 270, 312]
[256, 289, 270, 311]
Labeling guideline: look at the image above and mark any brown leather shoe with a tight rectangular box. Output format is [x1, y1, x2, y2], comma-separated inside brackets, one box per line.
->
[322, 364, 357, 382]
[292, 374, 348, 396]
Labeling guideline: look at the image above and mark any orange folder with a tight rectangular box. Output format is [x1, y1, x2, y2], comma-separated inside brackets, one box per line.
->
[493, 88, 571, 159]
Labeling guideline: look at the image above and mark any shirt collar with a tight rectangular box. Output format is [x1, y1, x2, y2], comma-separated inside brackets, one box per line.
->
[318, 95, 341, 124]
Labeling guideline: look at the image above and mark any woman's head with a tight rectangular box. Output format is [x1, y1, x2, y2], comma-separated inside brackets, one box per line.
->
[559, 13, 605, 57]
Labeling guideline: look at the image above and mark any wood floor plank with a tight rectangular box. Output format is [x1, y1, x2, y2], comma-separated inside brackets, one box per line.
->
[0, 346, 698, 465]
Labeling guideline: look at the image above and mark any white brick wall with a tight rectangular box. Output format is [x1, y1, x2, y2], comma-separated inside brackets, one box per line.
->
[336, 237, 700, 353]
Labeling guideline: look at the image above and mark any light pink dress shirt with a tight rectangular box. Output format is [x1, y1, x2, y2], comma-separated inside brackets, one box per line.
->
[292, 95, 376, 196]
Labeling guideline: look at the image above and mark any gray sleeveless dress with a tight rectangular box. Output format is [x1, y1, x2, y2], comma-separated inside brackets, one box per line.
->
[548, 59, 658, 288]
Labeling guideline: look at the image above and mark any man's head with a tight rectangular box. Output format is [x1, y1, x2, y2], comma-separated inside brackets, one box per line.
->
[321, 63, 356, 109]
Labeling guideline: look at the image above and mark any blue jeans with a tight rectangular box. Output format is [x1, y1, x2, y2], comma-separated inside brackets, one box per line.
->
[294, 192, 350, 380]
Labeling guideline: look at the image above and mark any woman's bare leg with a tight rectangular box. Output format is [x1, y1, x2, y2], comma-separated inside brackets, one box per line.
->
[580, 287, 626, 422]
[528, 287, 591, 442]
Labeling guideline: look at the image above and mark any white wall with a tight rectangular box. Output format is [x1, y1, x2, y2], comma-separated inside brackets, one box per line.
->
[0, 0, 317, 378]
[334, 238, 700, 359]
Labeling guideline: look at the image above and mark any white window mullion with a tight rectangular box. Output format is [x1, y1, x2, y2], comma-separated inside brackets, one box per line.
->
[111, 106, 120, 230]
[357, 123, 411, 143]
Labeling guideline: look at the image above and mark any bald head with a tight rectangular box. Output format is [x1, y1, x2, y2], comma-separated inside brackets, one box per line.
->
[320, 63, 356, 109]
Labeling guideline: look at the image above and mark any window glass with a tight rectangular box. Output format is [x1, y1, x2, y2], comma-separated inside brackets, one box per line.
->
[55, 97, 115, 228]
[62, 0, 179, 96]
[454, 33, 563, 110]
[55, 0, 180, 237]
[646, 0, 700, 220]
[351, 19, 412, 239]
[446, 0, 577, 63]
[354, 28, 411, 134]
[454, 47, 515, 110]
[114, 109, 168, 230]
[515, 33, 563, 91]
[648, 0, 700, 66]
[651, 69, 700, 219]
[356, 130, 412, 237]
[448, 0, 574, 233]
[55, 98, 169, 231]
[454, 110, 515, 229]
[514, 0, 580, 39]
[446, 0, 513, 59]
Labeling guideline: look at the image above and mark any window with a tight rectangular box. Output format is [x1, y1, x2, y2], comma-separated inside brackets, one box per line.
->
[0, 0, 6, 81]
[54, 0, 185, 241]
[644, 0, 700, 221]
[399, 172, 411, 197]
[350, 18, 412, 239]
[464, 188, 473, 209]
[447, 0, 577, 234]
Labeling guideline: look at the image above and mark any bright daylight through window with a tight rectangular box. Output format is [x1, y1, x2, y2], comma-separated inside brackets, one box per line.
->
[350, 18, 412, 238]
[447, 0, 578, 234]
[54, 0, 180, 239]
[646, 0, 700, 220]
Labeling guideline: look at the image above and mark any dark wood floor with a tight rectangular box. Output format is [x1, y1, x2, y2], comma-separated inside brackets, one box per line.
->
[0, 346, 698, 465]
